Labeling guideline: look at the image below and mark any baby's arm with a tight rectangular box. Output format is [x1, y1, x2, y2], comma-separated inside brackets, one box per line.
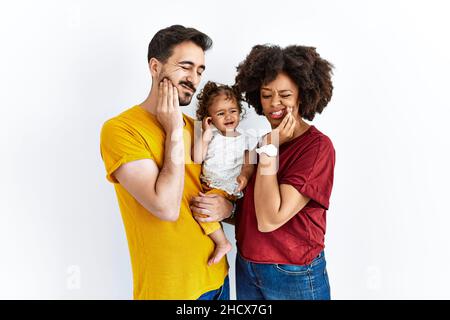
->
[236, 149, 256, 192]
[193, 117, 213, 163]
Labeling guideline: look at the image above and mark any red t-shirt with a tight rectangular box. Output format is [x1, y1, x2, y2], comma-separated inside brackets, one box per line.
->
[235, 125, 335, 265]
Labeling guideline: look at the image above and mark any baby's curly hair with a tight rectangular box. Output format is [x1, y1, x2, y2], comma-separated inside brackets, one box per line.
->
[234, 45, 334, 121]
[196, 81, 244, 120]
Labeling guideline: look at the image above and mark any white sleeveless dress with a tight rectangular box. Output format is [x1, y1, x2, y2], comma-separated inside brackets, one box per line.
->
[200, 129, 257, 198]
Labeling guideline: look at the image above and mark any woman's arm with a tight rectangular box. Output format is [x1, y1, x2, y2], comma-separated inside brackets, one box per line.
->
[254, 153, 310, 232]
[254, 111, 310, 232]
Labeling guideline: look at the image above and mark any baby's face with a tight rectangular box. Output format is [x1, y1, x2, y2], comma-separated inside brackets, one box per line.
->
[208, 94, 240, 134]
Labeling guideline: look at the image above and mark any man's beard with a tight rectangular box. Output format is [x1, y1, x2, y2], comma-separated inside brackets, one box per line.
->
[159, 76, 196, 106]
[177, 80, 197, 106]
[178, 88, 193, 106]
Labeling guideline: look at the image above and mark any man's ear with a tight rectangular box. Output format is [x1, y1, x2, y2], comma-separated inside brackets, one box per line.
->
[149, 57, 161, 78]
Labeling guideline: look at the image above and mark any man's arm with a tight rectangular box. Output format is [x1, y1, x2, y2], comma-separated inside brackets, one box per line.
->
[114, 130, 185, 221]
[114, 79, 185, 221]
[190, 192, 234, 223]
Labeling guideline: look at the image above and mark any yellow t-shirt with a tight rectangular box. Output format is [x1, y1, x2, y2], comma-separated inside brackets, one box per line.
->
[100, 105, 228, 300]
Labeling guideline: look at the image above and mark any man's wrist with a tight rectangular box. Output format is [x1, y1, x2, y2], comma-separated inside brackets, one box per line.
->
[167, 130, 184, 142]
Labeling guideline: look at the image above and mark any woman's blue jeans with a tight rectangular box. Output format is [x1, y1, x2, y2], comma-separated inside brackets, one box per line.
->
[236, 251, 330, 300]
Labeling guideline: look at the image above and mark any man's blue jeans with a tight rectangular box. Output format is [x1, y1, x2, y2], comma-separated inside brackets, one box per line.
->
[197, 276, 230, 300]
[236, 251, 330, 300]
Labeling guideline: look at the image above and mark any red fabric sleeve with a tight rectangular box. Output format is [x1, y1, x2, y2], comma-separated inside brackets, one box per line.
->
[279, 136, 335, 209]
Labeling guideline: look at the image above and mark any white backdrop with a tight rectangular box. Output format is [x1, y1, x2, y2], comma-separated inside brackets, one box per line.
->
[1, 0, 450, 299]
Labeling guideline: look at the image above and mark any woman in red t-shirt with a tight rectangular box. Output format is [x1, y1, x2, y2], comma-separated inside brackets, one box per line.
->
[233, 45, 335, 300]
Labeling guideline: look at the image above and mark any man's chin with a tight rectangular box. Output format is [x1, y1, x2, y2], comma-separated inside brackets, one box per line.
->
[178, 96, 193, 106]
[178, 100, 190, 106]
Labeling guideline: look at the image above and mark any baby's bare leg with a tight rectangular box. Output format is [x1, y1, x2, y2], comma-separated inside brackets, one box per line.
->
[208, 228, 232, 266]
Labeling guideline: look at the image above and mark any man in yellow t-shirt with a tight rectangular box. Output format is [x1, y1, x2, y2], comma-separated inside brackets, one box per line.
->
[100, 25, 233, 300]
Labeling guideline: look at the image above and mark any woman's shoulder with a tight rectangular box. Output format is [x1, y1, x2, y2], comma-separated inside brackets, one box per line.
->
[286, 125, 334, 158]
[284, 126, 335, 170]
[307, 126, 334, 149]
[305, 127, 335, 163]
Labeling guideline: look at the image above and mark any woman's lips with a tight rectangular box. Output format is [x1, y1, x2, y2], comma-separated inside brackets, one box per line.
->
[269, 108, 286, 119]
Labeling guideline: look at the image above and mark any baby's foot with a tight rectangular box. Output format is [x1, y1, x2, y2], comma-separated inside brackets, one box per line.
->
[208, 240, 232, 266]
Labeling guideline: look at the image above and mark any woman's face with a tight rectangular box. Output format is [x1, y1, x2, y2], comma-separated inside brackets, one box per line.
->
[260, 72, 300, 128]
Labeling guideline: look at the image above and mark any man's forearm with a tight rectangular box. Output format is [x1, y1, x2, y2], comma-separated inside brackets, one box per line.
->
[154, 131, 185, 218]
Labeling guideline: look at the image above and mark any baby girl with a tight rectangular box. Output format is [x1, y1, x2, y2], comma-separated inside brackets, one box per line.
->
[193, 81, 256, 265]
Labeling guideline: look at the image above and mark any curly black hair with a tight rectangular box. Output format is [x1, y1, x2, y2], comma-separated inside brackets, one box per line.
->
[234, 45, 334, 121]
[196, 81, 244, 121]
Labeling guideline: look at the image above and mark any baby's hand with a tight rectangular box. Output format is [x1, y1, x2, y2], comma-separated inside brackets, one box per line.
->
[202, 116, 213, 141]
[236, 174, 248, 193]
[202, 116, 213, 131]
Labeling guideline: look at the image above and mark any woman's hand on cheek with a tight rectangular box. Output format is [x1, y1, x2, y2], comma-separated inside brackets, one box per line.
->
[265, 107, 296, 146]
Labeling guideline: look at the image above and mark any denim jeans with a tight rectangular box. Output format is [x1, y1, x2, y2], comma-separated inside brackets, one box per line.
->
[197, 276, 230, 300]
[236, 251, 330, 300]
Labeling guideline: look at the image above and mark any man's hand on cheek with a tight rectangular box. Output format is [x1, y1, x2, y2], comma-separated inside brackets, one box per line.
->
[155, 78, 183, 134]
[190, 192, 233, 223]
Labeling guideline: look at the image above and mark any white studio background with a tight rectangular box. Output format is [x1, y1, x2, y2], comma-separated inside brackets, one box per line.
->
[0, 0, 449, 299]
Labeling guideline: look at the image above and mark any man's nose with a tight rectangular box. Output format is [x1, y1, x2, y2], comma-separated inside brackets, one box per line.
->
[187, 71, 200, 87]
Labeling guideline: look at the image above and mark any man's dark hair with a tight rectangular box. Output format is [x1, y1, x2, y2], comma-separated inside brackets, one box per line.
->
[235, 45, 334, 121]
[147, 25, 213, 63]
